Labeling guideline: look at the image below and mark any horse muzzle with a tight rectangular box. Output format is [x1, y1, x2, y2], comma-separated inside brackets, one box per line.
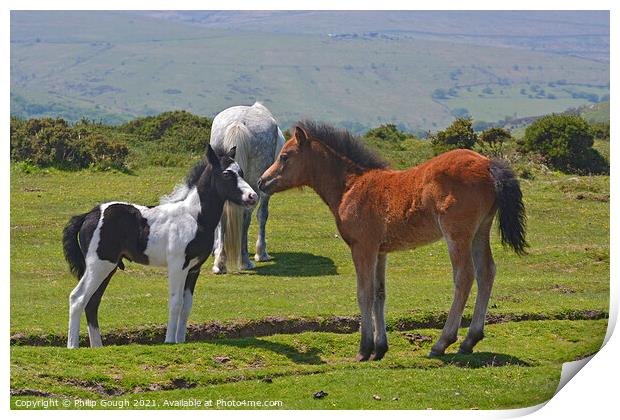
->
[242, 191, 259, 209]
[257, 177, 274, 194]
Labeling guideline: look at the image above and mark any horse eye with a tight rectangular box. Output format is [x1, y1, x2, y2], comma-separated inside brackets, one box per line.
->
[222, 171, 232, 179]
[280, 154, 288, 162]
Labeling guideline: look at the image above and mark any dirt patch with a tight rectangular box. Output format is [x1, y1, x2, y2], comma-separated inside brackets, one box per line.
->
[163, 378, 196, 390]
[570, 192, 609, 202]
[551, 284, 576, 294]
[63, 378, 123, 396]
[10, 388, 58, 397]
[10, 310, 607, 347]
[401, 333, 433, 346]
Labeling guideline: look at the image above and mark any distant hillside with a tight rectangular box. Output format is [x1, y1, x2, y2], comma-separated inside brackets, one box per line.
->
[142, 11, 610, 62]
[579, 102, 610, 124]
[10, 11, 610, 133]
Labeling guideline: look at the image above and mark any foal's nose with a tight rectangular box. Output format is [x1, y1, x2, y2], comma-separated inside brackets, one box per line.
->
[247, 192, 258, 204]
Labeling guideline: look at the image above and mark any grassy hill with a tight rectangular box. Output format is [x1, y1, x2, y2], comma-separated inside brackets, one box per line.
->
[10, 11, 609, 133]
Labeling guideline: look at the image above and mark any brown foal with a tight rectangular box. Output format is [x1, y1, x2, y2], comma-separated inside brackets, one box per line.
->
[258, 121, 527, 361]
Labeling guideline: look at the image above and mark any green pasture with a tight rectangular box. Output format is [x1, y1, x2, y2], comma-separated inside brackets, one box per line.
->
[441, 84, 610, 123]
[10, 157, 609, 409]
[11, 320, 606, 409]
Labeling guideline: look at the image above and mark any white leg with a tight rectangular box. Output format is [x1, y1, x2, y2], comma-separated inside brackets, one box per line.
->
[212, 221, 227, 274]
[255, 194, 271, 262]
[87, 325, 103, 347]
[175, 268, 200, 343]
[67, 259, 116, 349]
[176, 289, 193, 343]
[165, 262, 189, 343]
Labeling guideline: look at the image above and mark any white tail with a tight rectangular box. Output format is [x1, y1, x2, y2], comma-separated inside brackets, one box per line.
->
[222, 122, 252, 272]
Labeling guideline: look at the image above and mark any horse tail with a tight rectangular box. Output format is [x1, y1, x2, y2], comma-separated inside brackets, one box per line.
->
[490, 159, 528, 255]
[63, 212, 88, 279]
[222, 122, 252, 272]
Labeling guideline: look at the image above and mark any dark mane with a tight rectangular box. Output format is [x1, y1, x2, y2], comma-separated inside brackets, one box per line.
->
[296, 120, 388, 170]
[186, 159, 209, 188]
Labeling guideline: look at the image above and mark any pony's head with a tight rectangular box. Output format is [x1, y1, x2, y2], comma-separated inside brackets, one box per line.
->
[258, 126, 313, 194]
[207, 144, 258, 209]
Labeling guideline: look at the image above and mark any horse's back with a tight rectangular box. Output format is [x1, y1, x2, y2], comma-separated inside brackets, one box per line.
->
[210, 103, 281, 185]
[398, 149, 496, 217]
[211, 103, 278, 143]
[341, 149, 497, 252]
[412, 149, 493, 186]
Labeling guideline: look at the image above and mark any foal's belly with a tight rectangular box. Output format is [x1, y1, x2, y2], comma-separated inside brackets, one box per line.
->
[380, 215, 443, 253]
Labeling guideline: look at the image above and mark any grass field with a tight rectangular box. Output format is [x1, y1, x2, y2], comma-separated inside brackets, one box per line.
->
[10, 147, 609, 409]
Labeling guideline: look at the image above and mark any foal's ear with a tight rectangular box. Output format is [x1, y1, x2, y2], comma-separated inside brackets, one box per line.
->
[227, 146, 237, 159]
[295, 126, 309, 145]
[206, 144, 220, 167]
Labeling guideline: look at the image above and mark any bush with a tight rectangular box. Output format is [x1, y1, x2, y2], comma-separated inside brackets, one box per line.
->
[477, 127, 512, 158]
[590, 122, 610, 142]
[521, 114, 608, 174]
[364, 124, 409, 143]
[120, 110, 211, 154]
[10, 117, 129, 170]
[429, 118, 477, 155]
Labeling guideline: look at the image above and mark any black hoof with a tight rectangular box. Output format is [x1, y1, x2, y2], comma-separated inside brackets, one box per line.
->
[458, 346, 473, 355]
[428, 349, 444, 358]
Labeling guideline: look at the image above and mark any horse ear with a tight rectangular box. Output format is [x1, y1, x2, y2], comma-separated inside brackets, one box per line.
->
[206, 144, 219, 167]
[227, 146, 237, 159]
[295, 126, 308, 145]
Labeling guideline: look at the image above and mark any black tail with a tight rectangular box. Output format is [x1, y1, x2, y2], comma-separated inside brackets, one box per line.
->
[63, 213, 87, 279]
[490, 159, 528, 255]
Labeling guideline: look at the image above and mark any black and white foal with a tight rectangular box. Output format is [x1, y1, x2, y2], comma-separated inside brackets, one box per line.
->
[62, 145, 257, 348]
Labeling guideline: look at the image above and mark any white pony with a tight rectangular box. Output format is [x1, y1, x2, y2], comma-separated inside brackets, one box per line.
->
[210, 102, 285, 273]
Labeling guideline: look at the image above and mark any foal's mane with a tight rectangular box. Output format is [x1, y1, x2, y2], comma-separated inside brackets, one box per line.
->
[296, 120, 388, 170]
[160, 159, 211, 204]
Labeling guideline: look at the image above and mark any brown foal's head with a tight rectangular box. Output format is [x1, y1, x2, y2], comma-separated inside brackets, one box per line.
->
[258, 126, 313, 194]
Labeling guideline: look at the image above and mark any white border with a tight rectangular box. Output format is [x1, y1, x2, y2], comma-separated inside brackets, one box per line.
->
[3, 1, 617, 419]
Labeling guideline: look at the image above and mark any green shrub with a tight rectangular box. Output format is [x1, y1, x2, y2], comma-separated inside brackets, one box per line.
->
[521, 114, 608, 174]
[590, 122, 610, 141]
[81, 133, 129, 170]
[361, 125, 431, 169]
[120, 110, 211, 154]
[10, 117, 129, 170]
[429, 118, 477, 155]
[476, 127, 512, 158]
[364, 124, 409, 143]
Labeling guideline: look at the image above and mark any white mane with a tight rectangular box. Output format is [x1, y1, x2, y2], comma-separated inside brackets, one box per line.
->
[159, 183, 190, 205]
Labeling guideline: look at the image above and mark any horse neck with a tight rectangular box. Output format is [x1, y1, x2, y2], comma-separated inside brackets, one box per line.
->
[194, 172, 225, 229]
[306, 150, 362, 215]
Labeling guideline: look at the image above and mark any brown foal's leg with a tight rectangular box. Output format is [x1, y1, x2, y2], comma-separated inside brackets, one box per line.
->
[460, 218, 496, 354]
[351, 245, 378, 361]
[371, 253, 388, 360]
[430, 238, 475, 357]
